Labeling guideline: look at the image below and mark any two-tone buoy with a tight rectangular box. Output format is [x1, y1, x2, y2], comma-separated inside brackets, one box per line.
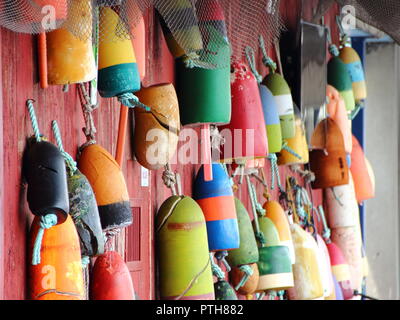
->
[156, 195, 215, 300]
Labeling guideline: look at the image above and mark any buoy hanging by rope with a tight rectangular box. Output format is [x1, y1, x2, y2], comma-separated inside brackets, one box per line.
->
[134, 83, 181, 170]
[90, 251, 136, 300]
[156, 196, 215, 300]
[193, 164, 239, 251]
[129, 1, 146, 81]
[316, 234, 335, 299]
[46, 0, 96, 85]
[28, 215, 84, 300]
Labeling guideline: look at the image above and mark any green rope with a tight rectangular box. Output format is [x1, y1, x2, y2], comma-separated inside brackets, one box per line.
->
[81, 256, 91, 267]
[210, 253, 225, 280]
[258, 35, 277, 72]
[182, 52, 215, 69]
[26, 100, 41, 142]
[245, 46, 263, 83]
[282, 141, 302, 160]
[118, 93, 151, 111]
[317, 205, 331, 243]
[277, 290, 285, 300]
[32, 214, 58, 265]
[215, 250, 231, 273]
[234, 264, 254, 291]
[329, 44, 340, 57]
[51, 120, 77, 175]
[268, 154, 283, 192]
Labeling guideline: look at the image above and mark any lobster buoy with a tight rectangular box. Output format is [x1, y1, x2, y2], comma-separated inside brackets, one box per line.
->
[156, 196, 214, 300]
[324, 172, 358, 229]
[328, 55, 355, 111]
[28, 215, 84, 300]
[256, 215, 280, 247]
[214, 279, 238, 300]
[134, 83, 180, 170]
[289, 224, 324, 300]
[326, 85, 352, 154]
[350, 135, 375, 202]
[219, 61, 268, 162]
[339, 46, 367, 102]
[77, 143, 132, 231]
[98, 7, 140, 98]
[193, 164, 239, 251]
[277, 113, 309, 166]
[263, 200, 295, 264]
[226, 198, 259, 267]
[316, 234, 334, 298]
[263, 72, 295, 140]
[90, 251, 136, 300]
[259, 84, 282, 153]
[46, 0, 96, 85]
[310, 118, 349, 189]
[23, 138, 69, 223]
[326, 241, 353, 299]
[67, 169, 104, 257]
[129, 2, 146, 81]
[229, 263, 259, 296]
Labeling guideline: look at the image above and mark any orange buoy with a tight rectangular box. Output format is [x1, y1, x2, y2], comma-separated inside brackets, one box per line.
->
[77, 143, 132, 231]
[134, 83, 180, 170]
[28, 215, 84, 300]
[229, 263, 259, 296]
[310, 118, 349, 189]
[90, 251, 136, 300]
[350, 135, 375, 202]
[326, 85, 352, 154]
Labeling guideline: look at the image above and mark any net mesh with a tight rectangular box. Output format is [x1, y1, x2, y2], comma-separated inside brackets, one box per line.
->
[335, 0, 400, 44]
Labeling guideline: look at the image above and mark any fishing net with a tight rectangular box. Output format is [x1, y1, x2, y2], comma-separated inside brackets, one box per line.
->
[335, 0, 400, 44]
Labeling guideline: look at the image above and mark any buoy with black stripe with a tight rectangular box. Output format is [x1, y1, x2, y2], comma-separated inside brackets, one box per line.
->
[156, 195, 215, 300]
[98, 6, 140, 98]
[193, 164, 239, 251]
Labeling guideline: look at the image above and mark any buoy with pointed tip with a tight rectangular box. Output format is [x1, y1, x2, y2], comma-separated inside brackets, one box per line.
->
[77, 143, 132, 231]
[28, 215, 84, 300]
[156, 195, 215, 300]
[214, 279, 238, 300]
[134, 83, 180, 170]
[90, 251, 136, 300]
[310, 118, 349, 189]
[193, 164, 239, 251]
[98, 7, 140, 98]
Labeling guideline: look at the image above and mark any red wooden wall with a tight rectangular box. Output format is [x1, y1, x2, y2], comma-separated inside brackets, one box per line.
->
[0, 0, 340, 300]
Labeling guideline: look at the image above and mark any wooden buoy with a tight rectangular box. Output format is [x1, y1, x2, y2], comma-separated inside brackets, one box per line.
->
[134, 83, 180, 170]
[289, 224, 324, 300]
[67, 169, 104, 257]
[90, 251, 136, 300]
[328, 55, 355, 111]
[193, 164, 239, 251]
[263, 200, 295, 264]
[259, 84, 282, 153]
[226, 198, 259, 267]
[277, 114, 309, 166]
[214, 279, 238, 300]
[220, 61, 268, 162]
[28, 215, 84, 300]
[229, 263, 259, 296]
[310, 118, 349, 189]
[156, 196, 215, 300]
[77, 143, 132, 231]
[350, 135, 375, 202]
[23, 139, 69, 224]
[263, 72, 295, 140]
[339, 46, 367, 102]
[46, 0, 96, 85]
[326, 85, 352, 154]
[98, 7, 140, 98]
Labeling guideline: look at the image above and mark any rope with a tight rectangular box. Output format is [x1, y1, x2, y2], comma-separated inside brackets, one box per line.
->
[317, 205, 331, 243]
[245, 46, 262, 83]
[78, 83, 98, 142]
[117, 93, 151, 111]
[246, 175, 266, 246]
[26, 100, 42, 142]
[329, 44, 340, 57]
[258, 35, 277, 72]
[282, 141, 302, 160]
[51, 120, 77, 175]
[350, 102, 363, 120]
[182, 52, 214, 69]
[290, 164, 315, 183]
[162, 164, 177, 196]
[234, 264, 254, 291]
[215, 250, 231, 273]
[210, 253, 225, 280]
[32, 214, 58, 265]
[268, 154, 283, 192]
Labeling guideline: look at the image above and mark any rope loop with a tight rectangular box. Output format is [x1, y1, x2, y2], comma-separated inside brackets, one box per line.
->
[78, 83, 98, 142]
[234, 264, 254, 291]
[51, 120, 77, 175]
[118, 93, 151, 111]
[32, 214, 58, 265]
[26, 99, 42, 142]
[258, 35, 277, 72]
[210, 253, 225, 280]
[268, 153, 283, 192]
[245, 46, 263, 84]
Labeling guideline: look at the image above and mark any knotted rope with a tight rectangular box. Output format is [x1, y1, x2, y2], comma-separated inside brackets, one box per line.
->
[210, 125, 225, 152]
[281, 141, 302, 160]
[268, 154, 284, 192]
[78, 83, 98, 145]
[245, 46, 263, 84]
[182, 52, 214, 69]
[290, 164, 316, 184]
[259, 35, 277, 73]
[162, 164, 177, 196]
[32, 214, 58, 265]
[210, 253, 225, 280]
[51, 120, 77, 176]
[215, 250, 231, 273]
[117, 93, 151, 111]
[234, 264, 254, 291]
